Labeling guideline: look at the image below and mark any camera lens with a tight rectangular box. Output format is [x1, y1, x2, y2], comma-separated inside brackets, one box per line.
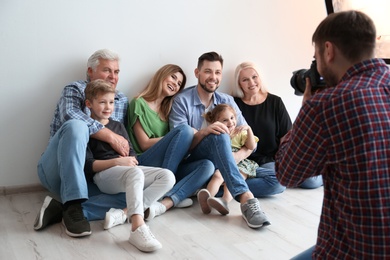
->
[290, 69, 307, 96]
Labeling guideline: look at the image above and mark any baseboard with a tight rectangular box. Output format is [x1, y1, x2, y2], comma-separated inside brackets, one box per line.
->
[0, 184, 47, 196]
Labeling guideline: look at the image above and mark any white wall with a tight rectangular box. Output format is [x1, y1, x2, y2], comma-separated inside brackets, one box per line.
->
[0, 0, 327, 187]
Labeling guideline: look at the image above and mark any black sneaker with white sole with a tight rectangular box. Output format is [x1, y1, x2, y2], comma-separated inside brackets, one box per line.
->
[62, 203, 91, 237]
[34, 195, 63, 231]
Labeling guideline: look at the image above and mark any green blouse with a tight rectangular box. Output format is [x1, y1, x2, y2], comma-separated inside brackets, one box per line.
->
[127, 97, 169, 155]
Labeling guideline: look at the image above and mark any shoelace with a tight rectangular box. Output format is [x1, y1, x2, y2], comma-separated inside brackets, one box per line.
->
[68, 205, 86, 221]
[139, 226, 156, 241]
[247, 201, 261, 213]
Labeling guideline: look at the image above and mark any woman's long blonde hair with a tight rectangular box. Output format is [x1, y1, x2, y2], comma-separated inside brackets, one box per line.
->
[137, 64, 186, 121]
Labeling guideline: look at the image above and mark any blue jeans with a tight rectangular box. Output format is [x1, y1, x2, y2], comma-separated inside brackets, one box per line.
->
[298, 176, 323, 189]
[290, 245, 315, 260]
[37, 120, 89, 203]
[137, 124, 193, 173]
[165, 159, 214, 206]
[83, 183, 126, 221]
[186, 133, 249, 200]
[262, 162, 323, 189]
[213, 161, 285, 198]
[246, 166, 286, 197]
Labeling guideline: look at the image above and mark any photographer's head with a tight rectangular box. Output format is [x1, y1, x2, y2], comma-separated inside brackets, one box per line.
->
[312, 10, 376, 86]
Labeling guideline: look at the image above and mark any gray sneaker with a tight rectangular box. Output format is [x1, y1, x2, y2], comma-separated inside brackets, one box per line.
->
[240, 198, 270, 228]
[207, 197, 229, 215]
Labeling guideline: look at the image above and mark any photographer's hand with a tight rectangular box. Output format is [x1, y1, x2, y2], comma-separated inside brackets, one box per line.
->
[302, 77, 312, 106]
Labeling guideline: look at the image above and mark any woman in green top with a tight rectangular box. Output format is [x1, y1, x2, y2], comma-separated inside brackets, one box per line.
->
[127, 64, 214, 219]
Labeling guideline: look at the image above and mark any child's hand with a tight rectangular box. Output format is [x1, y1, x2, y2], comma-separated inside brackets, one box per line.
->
[115, 156, 138, 167]
[231, 125, 249, 136]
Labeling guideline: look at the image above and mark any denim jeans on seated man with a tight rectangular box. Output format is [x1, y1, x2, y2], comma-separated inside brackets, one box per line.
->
[185, 133, 284, 200]
[38, 120, 89, 204]
[261, 162, 323, 190]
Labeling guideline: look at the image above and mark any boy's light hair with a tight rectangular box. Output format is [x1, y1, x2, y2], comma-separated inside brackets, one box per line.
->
[85, 79, 115, 102]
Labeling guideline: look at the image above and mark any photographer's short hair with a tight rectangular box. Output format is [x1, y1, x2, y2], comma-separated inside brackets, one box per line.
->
[197, 52, 224, 69]
[312, 10, 376, 63]
[85, 79, 115, 102]
[86, 49, 120, 80]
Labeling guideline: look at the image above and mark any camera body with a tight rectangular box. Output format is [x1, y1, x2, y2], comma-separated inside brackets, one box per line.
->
[290, 60, 327, 96]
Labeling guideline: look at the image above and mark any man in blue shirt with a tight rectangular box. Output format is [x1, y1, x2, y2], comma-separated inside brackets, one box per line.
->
[170, 51, 279, 228]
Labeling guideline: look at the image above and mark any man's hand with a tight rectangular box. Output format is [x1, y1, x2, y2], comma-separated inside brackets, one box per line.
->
[92, 128, 130, 157]
[109, 133, 130, 157]
[204, 121, 230, 135]
[191, 121, 229, 150]
[302, 77, 313, 106]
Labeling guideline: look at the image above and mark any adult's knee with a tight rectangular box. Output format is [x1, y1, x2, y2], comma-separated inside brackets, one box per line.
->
[174, 124, 193, 144]
[175, 124, 193, 136]
[61, 119, 89, 140]
[205, 133, 231, 149]
[199, 159, 215, 177]
[298, 176, 323, 189]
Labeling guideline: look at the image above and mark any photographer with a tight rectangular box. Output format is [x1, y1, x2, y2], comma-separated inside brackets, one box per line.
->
[276, 10, 390, 259]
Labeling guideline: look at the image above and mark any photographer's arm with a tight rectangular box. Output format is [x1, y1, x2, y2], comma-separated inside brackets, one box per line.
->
[302, 78, 313, 105]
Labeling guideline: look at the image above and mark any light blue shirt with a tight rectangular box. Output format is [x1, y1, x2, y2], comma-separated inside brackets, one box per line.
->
[169, 85, 247, 131]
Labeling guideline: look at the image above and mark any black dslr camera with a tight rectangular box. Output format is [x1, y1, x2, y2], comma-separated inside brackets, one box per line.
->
[290, 60, 326, 96]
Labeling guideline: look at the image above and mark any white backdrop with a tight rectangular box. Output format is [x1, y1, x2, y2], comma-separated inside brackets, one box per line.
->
[0, 0, 327, 187]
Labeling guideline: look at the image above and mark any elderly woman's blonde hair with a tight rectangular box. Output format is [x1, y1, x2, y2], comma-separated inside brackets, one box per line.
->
[232, 61, 268, 98]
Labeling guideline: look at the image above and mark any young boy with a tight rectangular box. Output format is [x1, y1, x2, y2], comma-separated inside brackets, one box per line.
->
[84, 79, 175, 252]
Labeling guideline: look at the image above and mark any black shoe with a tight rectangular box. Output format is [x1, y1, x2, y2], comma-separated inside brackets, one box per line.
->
[34, 196, 63, 231]
[62, 203, 91, 237]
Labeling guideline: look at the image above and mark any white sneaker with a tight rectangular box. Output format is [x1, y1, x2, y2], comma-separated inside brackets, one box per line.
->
[129, 224, 162, 252]
[175, 198, 193, 208]
[104, 208, 127, 230]
[145, 202, 166, 221]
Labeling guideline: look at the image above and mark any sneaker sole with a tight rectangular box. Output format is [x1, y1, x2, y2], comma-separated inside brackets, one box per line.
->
[34, 196, 62, 231]
[207, 198, 229, 215]
[62, 219, 92, 237]
[197, 190, 211, 214]
[129, 239, 162, 252]
[242, 215, 271, 229]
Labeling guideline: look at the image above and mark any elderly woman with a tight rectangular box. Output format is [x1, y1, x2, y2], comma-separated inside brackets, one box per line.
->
[232, 61, 323, 189]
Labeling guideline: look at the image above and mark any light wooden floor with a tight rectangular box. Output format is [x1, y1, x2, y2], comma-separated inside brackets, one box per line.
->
[0, 187, 323, 260]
